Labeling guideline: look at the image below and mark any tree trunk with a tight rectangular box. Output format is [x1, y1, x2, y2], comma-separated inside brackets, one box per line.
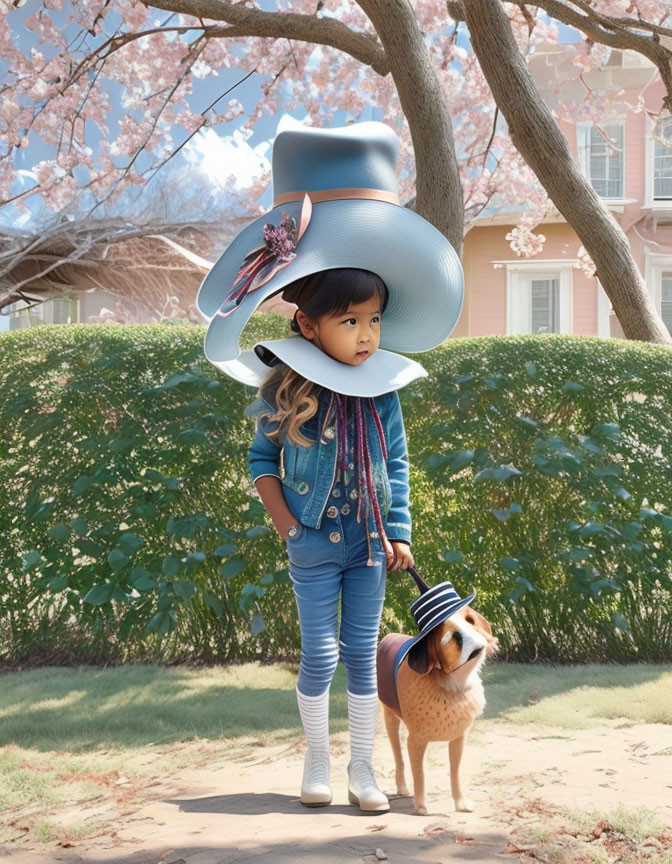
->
[461, 0, 671, 344]
[357, 0, 465, 256]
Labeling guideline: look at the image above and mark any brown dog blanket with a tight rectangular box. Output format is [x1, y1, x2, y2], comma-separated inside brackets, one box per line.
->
[376, 632, 413, 719]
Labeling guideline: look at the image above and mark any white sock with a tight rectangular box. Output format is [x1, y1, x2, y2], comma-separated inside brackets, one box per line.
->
[296, 685, 330, 754]
[347, 689, 379, 766]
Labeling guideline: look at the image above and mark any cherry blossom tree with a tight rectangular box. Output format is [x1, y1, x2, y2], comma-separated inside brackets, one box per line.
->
[1, 0, 671, 341]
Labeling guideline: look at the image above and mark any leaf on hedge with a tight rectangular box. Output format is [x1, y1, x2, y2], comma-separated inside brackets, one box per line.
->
[162, 555, 181, 576]
[214, 543, 237, 558]
[22, 550, 42, 571]
[525, 362, 537, 377]
[32, 502, 55, 522]
[119, 532, 145, 551]
[442, 549, 464, 563]
[251, 613, 265, 636]
[177, 428, 210, 446]
[49, 523, 70, 542]
[246, 525, 269, 539]
[73, 475, 93, 495]
[491, 508, 510, 522]
[204, 592, 224, 617]
[614, 487, 631, 501]
[185, 552, 207, 569]
[220, 559, 246, 580]
[428, 453, 450, 469]
[132, 571, 155, 591]
[592, 422, 620, 440]
[260, 573, 275, 585]
[612, 613, 630, 633]
[510, 503, 522, 513]
[514, 575, 535, 592]
[48, 575, 68, 593]
[517, 416, 539, 429]
[83, 583, 114, 605]
[108, 549, 129, 570]
[500, 557, 520, 571]
[144, 610, 176, 635]
[173, 580, 197, 599]
[71, 515, 87, 534]
[660, 514, 672, 533]
[561, 380, 584, 392]
[75, 538, 104, 557]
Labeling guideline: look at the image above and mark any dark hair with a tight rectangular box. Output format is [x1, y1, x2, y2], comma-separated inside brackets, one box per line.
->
[283, 268, 389, 334]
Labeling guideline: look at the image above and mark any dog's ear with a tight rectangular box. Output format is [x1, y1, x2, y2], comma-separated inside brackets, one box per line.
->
[406, 638, 433, 675]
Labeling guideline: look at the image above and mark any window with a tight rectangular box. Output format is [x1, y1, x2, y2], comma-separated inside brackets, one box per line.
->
[504, 264, 573, 335]
[9, 295, 79, 329]
[531, 277, 560, 333]
[662, 272, 672, 335]
[644, 255, 672, 333]
[577, 122, 625, 199]
[653, 116, 672, 201]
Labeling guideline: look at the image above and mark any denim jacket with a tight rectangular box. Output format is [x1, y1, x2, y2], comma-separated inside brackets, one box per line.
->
[246, 387, 412, 544]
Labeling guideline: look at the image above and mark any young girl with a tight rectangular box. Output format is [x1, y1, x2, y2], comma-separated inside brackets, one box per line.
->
[195, 119, 464, 813]
[247, 267, 415, 812]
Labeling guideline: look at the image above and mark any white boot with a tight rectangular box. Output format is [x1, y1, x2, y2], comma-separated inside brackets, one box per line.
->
[296, 685, 332, 807]
[346, 689, 390, 812]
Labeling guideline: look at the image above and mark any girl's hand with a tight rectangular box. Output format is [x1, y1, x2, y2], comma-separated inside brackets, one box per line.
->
[383, 538, 414, 572]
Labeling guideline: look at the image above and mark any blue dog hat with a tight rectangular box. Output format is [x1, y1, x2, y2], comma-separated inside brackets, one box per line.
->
[196, 120, 465, 394]
[393, 566, 477, 680]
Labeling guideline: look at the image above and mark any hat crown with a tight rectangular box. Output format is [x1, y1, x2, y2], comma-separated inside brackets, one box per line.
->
[271, 122, 400, 198]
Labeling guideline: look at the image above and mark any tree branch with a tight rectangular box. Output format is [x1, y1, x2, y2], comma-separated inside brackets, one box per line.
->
[139, 0, 389, 76]
[523, 0, 672, 112]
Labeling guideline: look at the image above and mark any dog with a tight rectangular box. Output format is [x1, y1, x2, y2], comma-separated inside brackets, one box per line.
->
[377, 606, 498, 816]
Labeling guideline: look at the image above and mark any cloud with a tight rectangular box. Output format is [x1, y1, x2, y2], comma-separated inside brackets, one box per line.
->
[182, 124, 271, 192]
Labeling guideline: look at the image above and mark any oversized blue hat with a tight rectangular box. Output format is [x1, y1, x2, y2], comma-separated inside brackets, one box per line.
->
[196, 120, 465, 391]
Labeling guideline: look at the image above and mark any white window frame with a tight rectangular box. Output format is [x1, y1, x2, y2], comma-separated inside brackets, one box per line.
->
[496, 260, 574, 335]
[596, 280, 612, 339]
[644, 252, 672, 336]
[643, 113, 672, 209]
[577, 119, 627, 201]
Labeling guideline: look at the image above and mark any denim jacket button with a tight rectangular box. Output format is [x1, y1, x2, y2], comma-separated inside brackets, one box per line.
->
[349, 489, 358, 500]
[331, 488, 341, 498]
[297, 481, 310, 495]
[329, 531, 341, 543]
[324, 427, 336, 439]
[326, 506, 339, 518]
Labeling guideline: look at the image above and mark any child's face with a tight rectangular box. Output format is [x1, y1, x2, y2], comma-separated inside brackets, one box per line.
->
[296, 295, 382, 366]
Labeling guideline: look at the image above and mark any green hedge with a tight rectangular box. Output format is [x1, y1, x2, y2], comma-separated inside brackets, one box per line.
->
[0, 320, 670, 666]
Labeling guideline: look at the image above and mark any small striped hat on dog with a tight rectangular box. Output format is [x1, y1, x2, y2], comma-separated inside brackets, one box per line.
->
[392, 566, 477, 679]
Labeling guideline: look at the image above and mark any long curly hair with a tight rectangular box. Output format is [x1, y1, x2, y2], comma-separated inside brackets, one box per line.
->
[257, 267, 389, 447]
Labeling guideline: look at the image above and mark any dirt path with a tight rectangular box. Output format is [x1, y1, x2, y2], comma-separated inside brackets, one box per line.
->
[2, 718, 671, 864]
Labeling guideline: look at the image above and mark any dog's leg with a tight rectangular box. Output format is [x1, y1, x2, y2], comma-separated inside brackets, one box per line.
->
[407, 733, 429, 815]
[382, 705, 409, 797]
[449, 733, 474, 812]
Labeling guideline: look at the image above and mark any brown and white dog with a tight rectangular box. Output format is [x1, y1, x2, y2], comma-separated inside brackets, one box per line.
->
[377, 606, 498, 816]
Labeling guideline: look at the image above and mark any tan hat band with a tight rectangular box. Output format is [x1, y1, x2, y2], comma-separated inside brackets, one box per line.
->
[273, 187, 400, 207]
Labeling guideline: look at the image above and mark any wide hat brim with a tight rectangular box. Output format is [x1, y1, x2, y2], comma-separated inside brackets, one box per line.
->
[196, 197, 464, 361]
[205, 335, 428, 397]
[393, 583, 478, 682]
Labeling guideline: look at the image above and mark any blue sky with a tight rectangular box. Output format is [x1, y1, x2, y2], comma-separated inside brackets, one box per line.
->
[0, 3, 578, 330]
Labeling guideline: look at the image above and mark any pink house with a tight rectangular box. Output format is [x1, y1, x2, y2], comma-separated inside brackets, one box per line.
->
[454, 46, 672, 341]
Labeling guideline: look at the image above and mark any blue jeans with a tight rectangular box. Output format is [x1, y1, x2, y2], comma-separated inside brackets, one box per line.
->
[287, 481, 387, 697]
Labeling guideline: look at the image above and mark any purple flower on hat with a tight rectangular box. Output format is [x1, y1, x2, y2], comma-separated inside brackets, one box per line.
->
[216, 193, 313, 318]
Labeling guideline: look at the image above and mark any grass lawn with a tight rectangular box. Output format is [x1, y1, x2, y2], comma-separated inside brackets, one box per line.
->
[0, 660, 670, 846]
